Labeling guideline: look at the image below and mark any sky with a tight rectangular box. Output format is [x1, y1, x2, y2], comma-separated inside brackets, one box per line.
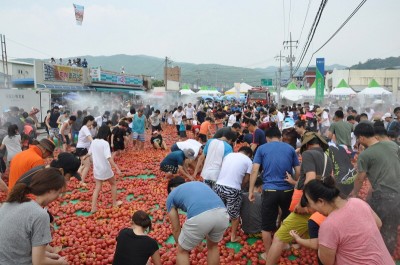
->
[0, 0, 399, 69]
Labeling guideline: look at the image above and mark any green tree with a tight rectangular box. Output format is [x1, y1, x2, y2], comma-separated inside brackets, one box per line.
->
[152, 79, 164, 87]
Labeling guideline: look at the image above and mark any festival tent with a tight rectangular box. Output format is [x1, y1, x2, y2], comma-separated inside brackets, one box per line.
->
[225, 83, 253, 95]
[358, 79, 391, 95]
[281, 82, 304, 102]
[179, 88, 195, 95]
[195, 86, 221, 96]
[330, 79, 357, 96]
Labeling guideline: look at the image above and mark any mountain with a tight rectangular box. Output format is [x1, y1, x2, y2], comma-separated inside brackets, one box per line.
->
[15, 54, 345, 87]
[350, 56, 400, 69]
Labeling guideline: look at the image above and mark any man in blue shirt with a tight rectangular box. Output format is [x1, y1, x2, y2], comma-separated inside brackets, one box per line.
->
[166, 178, 229, 265]
[248, 125, 300, 260]
[246, 119, 266, 153]
[160, 149, 195, 180]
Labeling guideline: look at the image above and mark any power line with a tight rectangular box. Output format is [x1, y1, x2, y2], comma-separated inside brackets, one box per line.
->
[303, 0, 368, 71]
[288, 0, 292, 40]
[6, 37, 52, 57]
[292, 0, 328, 75]
[282, 0, 286, 41]
[296, 0, 312, 55]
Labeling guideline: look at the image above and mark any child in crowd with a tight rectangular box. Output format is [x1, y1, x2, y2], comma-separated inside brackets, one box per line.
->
[88, 125, 122, 213]
[113, 210, 161, 265]
[179, 115, 187, 140]
[198, 117, 213, 142]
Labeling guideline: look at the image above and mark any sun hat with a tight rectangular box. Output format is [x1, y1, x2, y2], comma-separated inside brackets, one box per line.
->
[38, 139, 56, 154]
[315, 108, 324, 116]
[300, 131, 328, 153]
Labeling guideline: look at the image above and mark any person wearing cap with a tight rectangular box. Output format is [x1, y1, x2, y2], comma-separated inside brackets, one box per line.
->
[192, 131, 235, 188]
[248, 125, 300, 260]
[264, 132, 333, 265]
[150, 130, 166, 150]
[281, 117, 298, 149]
[8, 139, 55, 190]
[160, 149, 195, 180]
[351, 123, 400, 254]
[386, 109, 400, 137]
[316, 108, 330, 136]
[166, 177, 229, 265]
[327, 110, 353, 150]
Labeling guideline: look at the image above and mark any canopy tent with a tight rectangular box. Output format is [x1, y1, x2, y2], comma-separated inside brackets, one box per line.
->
[195, 86, 221, 96]
[330, 79, 357, 96]
[281, 82, 304, 102]
[225, 83, 253, 94]
[180, 89, 195, 95]
[358, 79, 391, 95]
[201, 95, 214, 101]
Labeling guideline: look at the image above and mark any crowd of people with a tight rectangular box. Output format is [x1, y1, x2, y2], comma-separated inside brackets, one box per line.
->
[0, 99, 399, 264]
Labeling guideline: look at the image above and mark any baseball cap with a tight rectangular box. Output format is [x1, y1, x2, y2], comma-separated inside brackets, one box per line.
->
[167, 176, 185, 194]
[50, 152, 81, 181]
[183, 148, 195, 160]
[381, 113, 392, 120]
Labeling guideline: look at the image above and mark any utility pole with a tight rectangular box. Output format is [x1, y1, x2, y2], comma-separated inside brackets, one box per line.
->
[275, 51, 285, 106]
[164, 56, 168, 91]
[1, 34, 10, 89]
[283, 32, 298, 81]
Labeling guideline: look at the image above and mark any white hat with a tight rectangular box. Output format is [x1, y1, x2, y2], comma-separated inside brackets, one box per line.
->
[381, 113, 392, 120]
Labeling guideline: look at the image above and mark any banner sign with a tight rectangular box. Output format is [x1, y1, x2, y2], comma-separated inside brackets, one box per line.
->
[261, 79, 273, 86]
[315, 58, 325, 104]
[91, 69, 143, 87]
[43, 64, 83, 82]
[73, 4, 84, 25]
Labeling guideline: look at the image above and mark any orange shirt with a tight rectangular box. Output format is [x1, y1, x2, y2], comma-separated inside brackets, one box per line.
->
[8, 145, 44, 189]
[199, 121, 211, 135]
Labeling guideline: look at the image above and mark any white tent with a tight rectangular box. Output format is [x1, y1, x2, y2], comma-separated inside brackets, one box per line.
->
[179, 89, 195, 95]
[330, 79, 357, 96]
[195, 89, 221, 96]
[225, 83, 253, 94]
[358, 79, 391, 95]
[281, 82, 304, 101]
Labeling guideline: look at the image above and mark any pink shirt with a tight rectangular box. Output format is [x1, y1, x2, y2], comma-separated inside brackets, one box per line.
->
[319, 198, 394, 265]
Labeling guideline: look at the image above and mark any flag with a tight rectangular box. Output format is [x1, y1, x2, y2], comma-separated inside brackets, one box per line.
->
[73, 4, 84, 25]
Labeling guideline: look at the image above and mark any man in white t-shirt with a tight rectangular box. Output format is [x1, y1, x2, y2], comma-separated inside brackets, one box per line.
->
[184, 103, 196, 120]
[172, 106, 184, 136]
[214, 146, 253, 242]
[227, 111, 240, 127]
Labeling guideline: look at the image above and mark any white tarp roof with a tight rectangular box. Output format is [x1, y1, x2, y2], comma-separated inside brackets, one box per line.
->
[330, 87, 357, 96]
[358, 87, 391, 95]
[225, 83, 253, 94]
[281, 89, 304, 101]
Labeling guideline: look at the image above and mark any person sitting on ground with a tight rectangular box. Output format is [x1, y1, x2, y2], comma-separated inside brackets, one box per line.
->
[302, 177, 394, 265]
[160, 149, 195, 180]
[214, 146, 253, 242]
[150, 130, 167, 150]
[166, 177, 229, 265]
[113, 210, 161, 265]
[0, 168, 68, 265]
[87, 125, 122, 213]
[241, 177, 263, 236]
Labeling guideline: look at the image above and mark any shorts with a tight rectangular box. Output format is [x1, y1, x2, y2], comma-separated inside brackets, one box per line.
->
[59, 134, 70, 145]
[75, 147, 88, 157]
[204, 179, 216, 189]
[179, 131, 187, 138]
[274, 212, 311, 243]
[152, 124, 162, 132]
[49, 128, 60, 138]
[160, 164, 178, 174]
[214, 184, 242, 219]
[132, 132, 145, 142]
[261, 189, 294, 231]
[198, 133, 207, 143]
[179, 208, 229, 250]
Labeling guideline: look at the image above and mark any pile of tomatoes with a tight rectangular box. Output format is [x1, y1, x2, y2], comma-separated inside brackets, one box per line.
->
[1, 125, 399, 264]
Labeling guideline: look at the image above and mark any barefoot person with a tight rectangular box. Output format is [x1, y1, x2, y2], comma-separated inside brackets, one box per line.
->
[89, 125, 122, 213]
[75, 115, 94, 183]
[214, 146, 253, 242]
[166, 177, 229, 265]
